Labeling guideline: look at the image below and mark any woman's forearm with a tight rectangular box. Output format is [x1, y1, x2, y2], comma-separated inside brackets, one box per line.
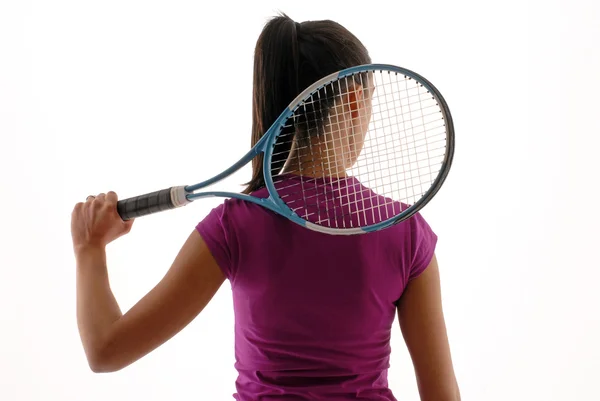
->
[75, 245, 122, 370]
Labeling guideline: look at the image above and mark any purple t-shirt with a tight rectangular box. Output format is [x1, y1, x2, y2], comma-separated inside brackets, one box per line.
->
[196, 175, 437, 401]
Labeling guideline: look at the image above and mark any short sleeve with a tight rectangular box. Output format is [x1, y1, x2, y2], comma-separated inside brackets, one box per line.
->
[408, 212, 438, 281]
[195, 202, 235, 281]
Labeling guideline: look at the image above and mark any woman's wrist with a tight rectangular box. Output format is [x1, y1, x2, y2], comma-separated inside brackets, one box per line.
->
[74, 244, 106, 263]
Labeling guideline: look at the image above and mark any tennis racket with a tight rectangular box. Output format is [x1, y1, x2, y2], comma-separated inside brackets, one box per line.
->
[116, 64, 454, 235]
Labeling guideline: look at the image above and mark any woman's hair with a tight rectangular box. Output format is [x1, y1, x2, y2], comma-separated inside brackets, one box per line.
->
[243, 13, 371, 194]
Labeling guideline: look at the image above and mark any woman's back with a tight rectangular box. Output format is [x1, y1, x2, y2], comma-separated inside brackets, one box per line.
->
[70, 13, 459, 401]
[197, 174, 436, 400]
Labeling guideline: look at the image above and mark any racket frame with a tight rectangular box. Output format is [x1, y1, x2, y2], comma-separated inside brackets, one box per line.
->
[180, 64, 454, 235]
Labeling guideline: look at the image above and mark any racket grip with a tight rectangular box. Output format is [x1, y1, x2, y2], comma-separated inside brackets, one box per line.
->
[117, 186, 190, 220]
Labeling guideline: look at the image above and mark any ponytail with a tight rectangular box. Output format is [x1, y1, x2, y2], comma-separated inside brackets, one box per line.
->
[243, 13, 371, 194]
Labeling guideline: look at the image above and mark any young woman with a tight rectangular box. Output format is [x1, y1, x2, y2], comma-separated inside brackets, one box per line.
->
[71, 14, 460, 401]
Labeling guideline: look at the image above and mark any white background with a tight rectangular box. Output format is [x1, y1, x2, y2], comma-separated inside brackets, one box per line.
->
[1, 1, 599, 400]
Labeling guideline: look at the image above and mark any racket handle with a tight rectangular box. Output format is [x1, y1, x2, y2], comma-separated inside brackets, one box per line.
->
[117, 186, 190, 220]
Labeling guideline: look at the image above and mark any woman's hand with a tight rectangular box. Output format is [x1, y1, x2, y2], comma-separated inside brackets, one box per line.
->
[71, 191, 134, 252]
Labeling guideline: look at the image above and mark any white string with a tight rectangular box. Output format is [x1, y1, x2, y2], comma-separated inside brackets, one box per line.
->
[270, 70, 447, 229]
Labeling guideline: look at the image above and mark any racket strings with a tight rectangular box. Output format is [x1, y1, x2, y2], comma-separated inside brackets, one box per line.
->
[270, 129, 447, 168]
[274, 148, 445, 193]
[270, 95, 446, 170]
[270, 121, 447, 183]
[279, 76, 437, 227]
[297, 83, 433, 117]
[270, 70, 447, 229]
[277, 171, 437, 213]
[270, 136, 446, 195]
[277, 98, 443, 147]
[272, 116, 445, 154]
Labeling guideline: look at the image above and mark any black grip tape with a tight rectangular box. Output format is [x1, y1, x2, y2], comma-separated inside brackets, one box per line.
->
[117, 187, 175, 220]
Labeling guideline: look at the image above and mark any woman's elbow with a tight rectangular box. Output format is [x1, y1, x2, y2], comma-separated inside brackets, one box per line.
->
[86, 346, 125, 373]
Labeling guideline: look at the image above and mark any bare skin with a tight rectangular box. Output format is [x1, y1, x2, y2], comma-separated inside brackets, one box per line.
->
[398, 255, 461, 401]
[283, 82, 373, 178]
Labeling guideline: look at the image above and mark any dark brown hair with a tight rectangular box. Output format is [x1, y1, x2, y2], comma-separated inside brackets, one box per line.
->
[243, 13, 371, 193]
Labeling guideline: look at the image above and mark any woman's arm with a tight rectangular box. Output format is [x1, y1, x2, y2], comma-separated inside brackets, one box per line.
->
[72, 192, 225, 373]
[397, 254, 461, 401]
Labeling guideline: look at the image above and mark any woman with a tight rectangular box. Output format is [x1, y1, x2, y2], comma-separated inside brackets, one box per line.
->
[71, 14, 461, 401]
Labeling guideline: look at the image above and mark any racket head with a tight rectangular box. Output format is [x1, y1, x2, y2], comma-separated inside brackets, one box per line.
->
[261, 64, 454, 235]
